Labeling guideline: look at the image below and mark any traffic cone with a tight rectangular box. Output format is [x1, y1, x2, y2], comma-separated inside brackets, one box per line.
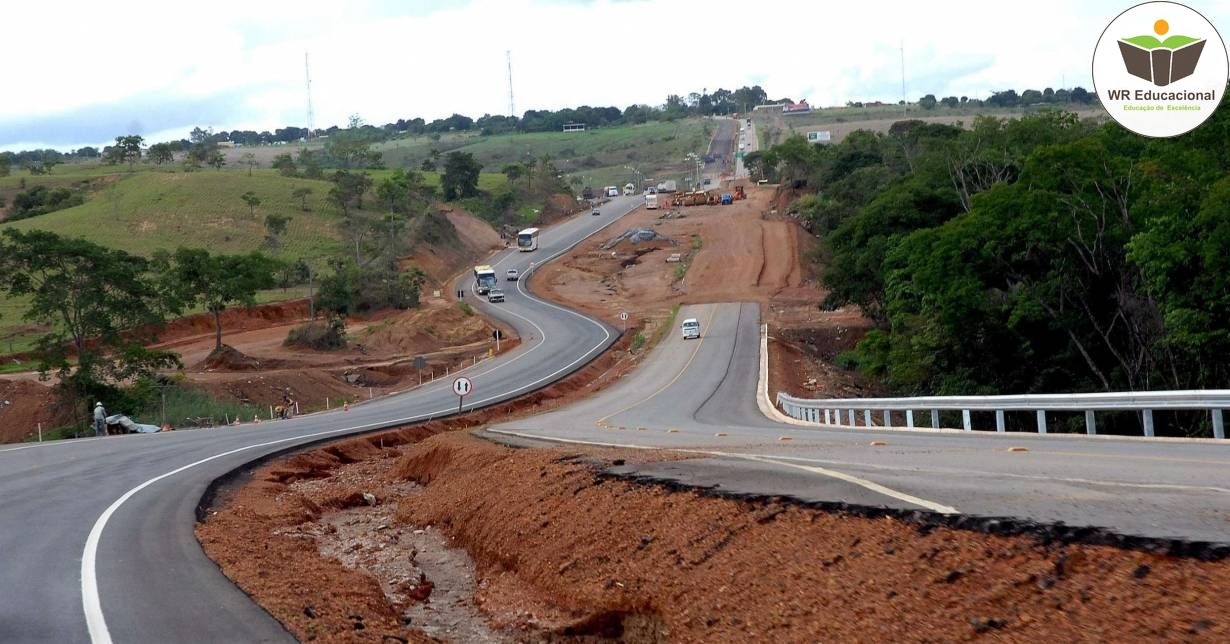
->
[253, 415, 261, 424]
[161, 422, 171, 432]
[343, 401, 350, 412]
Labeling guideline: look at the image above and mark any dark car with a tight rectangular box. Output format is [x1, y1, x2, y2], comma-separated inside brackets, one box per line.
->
[591, 209, 601, 216]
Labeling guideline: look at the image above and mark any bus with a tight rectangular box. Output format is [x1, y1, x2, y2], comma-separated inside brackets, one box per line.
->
[473, 265, 497, 294]
[517, 228, 540, 252]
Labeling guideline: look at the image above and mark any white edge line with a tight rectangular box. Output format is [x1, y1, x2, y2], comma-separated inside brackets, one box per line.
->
[483, 427, 958, 515]
[82, 198, 640, 642]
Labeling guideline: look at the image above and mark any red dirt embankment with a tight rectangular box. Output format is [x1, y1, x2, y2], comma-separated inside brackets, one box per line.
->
[202, 426, 1230, 643]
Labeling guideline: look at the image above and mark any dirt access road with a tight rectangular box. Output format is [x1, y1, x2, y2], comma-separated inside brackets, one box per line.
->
[531, 181, 874, 398]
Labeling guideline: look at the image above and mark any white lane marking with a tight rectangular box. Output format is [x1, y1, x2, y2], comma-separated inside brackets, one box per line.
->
[757, 453, 1230, 495]
[484, 428, 958, 514]
[82, 199, 640, 642]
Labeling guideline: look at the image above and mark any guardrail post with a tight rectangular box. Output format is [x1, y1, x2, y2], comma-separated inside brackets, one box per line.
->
[1036, 410, 1047, 434]
[906, 410, 914, 428]
[810, 408, 819, 423]
[962, 409, 972, 431]
[848, 409, 856, 427]
[995, 410, 1005, 432]
[1085, 410, 1096, 435]
[824, 409, 832, 425]
[883, 410, 892, 429]
[931, 410, 940, 429]
[863, 409, 873, 428]
[1213, 410, 1225, 440]
[1142, 409, 1154, 437]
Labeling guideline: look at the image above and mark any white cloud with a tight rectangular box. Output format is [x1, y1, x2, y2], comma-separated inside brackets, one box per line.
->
[3, 0, 1228, 150]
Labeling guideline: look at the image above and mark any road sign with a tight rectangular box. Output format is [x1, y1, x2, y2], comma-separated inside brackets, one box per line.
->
[414, 356, 426, 370]
[452, 376, 472, 413]
[619, 311, 629, 321]
[807, 130, 831, 143]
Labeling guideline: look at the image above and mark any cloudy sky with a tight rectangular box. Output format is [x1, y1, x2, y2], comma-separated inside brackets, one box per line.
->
[3, 0, 1228, 151]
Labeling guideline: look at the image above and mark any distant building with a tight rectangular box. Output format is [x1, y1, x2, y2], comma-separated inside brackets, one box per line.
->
[782, 100, 812, 115]
[217, 140, 236, 148]
[562, 122, 586, 132]
[752, 103, 787, 112]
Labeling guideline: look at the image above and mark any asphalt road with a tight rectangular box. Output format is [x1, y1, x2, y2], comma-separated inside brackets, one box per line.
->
[488, 302, 1230, 543]
[0, 196, 643, 644]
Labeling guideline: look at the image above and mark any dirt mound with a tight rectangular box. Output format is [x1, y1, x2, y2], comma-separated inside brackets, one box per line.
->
[201, 345, 269, 371]
[358, 303, 490, 356]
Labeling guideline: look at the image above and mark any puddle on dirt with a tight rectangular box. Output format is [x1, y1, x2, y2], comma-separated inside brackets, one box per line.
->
[287, 478, 509, 643]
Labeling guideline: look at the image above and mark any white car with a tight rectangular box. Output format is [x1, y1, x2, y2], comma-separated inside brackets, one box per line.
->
[487, 289, 505, 303]
[506, 269, 519, 281]
[681, 318, 700, 340]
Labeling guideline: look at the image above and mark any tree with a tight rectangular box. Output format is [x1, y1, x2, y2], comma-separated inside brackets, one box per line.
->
[441, 151, 482, 200]
[240, 191, 261, 218]
[0, 155, 10, 177]
[114, 135, 144, 169]
[940, 96, 960, 108]
[327, 170, 373, 217]
[918, 94, 938, 110]
[264, 214, 291, 251]
[292, 186, 313, 211]
[502, 164, 523, 183]
[272, 153, 297, 177]
[296, 149, 323, 178]
[207, 150, 226, 170]
[161, 249, 278, 352]
[242, 152, 259, 176]
[148, 143, 174, 165]
[0, 230, 180, 424]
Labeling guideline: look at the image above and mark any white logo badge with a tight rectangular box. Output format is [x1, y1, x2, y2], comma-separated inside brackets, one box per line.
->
[1093, 1, 1228, 137]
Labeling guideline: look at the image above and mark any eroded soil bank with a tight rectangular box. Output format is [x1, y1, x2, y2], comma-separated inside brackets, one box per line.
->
[201, 430, 1230, 643]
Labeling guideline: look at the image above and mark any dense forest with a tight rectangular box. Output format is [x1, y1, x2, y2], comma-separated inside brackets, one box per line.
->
[753, 97, 1229, 411]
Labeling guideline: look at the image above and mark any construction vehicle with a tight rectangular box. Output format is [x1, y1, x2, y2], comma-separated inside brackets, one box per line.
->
[720, 193, 734, 205]
[656, 180, 678, 193]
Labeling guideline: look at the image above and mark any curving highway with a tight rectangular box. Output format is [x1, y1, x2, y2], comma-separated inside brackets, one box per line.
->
[0, 196, 643, 643]
[488, 302, 1230, 543]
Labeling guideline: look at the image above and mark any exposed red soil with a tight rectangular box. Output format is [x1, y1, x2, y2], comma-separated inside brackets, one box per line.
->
[198, 328, 649, 641]
[202, 425, 1230, 644]
[531, 182, 875, 397]
[0, 380, 65, 442]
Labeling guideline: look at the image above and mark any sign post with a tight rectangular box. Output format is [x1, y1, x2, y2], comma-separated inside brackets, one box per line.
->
[452, 376, 473, 414]
[493, 329, 502, 352]
[414, 355, 426, 385]
[619, 311, 629, 333]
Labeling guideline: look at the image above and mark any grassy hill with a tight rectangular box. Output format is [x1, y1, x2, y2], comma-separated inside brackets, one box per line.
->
[751, 103, 1109, 147]
[212, 119, 713, 194]
[0, 165, 510, 358]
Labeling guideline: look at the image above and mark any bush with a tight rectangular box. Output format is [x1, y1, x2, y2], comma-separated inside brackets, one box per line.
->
[285, 318, 347, 350]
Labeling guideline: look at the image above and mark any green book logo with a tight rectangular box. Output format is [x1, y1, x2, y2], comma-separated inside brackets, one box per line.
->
[1117, 19, 1206, 85]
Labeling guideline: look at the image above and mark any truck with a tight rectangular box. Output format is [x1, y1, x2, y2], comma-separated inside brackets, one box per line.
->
[645, 193, 658, 210]
[473, 265, 497, 294]
[623, 183, 635, 196]
[604, 186, 619, 197]
[656, 180, 678, 193]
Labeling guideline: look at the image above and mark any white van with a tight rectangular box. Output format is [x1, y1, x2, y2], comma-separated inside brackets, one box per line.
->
[681, 318, 700, 340]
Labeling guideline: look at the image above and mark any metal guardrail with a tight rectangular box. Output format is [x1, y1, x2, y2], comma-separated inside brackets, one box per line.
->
[775, 390, 1230, 439]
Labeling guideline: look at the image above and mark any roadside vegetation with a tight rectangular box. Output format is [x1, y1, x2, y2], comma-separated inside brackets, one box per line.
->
[755, 90, 1230, 432]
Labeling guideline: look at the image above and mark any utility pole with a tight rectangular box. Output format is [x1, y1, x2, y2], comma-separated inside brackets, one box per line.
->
[304, 52, 315, 138]
[506, 50, 516, 117]
[900, 39, 907, 117]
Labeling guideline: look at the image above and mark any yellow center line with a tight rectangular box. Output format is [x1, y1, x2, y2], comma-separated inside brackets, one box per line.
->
[596, 304, 720, 427]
